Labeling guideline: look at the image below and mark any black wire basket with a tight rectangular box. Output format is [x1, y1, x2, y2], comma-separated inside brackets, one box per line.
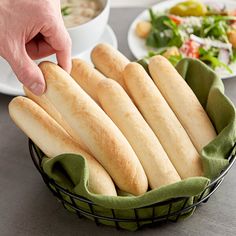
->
[29, 139, 236, 230]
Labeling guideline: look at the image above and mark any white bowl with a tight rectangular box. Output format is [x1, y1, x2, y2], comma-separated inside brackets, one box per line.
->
[66, 0, 110, 55]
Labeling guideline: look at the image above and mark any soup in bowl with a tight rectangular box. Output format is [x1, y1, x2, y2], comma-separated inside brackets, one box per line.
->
[61, 0, 110, 55]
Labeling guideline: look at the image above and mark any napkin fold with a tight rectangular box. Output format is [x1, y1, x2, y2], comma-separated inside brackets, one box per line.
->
[41, 58, 236, 230]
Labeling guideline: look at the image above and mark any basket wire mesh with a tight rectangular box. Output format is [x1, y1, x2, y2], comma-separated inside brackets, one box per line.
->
[28, 139, 236, 230]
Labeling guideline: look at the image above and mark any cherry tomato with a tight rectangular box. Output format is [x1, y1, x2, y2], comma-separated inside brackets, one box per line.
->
[180, 40, 200, 58]
[168, 15, 183, 25]
[229, 10, 236, 16]
[231, 22, 236, 29]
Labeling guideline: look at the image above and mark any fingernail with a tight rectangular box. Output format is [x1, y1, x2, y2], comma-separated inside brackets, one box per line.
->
[29, 82, 45, 96]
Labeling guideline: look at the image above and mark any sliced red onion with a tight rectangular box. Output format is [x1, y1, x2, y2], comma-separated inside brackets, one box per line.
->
[218, 49, 230, 65]
[190, 34, 232, 51]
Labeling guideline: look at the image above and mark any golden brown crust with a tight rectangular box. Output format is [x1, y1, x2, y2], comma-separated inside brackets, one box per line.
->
[9, 96, 117, 196]
[23, 86, 90, 153]
[149, 56, 217, 152]
[71, 59, 105, 103]
[91, 43, 130, 88]
[39, 61, 148, 195]
[123, 62, 203, 178]
[97, 79, 181, 189]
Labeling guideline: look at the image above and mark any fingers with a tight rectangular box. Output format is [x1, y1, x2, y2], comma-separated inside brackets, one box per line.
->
[5, 47, 45, 95]
[55, 44, 72, 73]
[41, 21, 72, 73]
[51, 26, 72, 73]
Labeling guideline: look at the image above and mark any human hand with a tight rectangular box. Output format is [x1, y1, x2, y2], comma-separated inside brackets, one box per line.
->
[0, 0, 72, 95]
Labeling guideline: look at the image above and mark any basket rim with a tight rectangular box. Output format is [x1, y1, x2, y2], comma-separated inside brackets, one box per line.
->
[28, 139, 236, 228]
[28, 139, 236, 207]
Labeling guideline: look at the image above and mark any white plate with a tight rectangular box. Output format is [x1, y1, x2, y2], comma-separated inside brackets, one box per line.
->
[128, 0, 236, 79]
[0, 25, 117, 96]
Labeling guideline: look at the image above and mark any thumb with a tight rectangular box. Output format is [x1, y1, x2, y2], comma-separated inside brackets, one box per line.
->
[6, 48, 46, 95]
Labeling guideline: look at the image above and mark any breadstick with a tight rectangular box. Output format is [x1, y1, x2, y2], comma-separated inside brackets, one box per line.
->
[123, 62, 203, 178]
[24, 87, 90, 154]
[71, 59, 106, 103]
[149, 56, 217, 152]
[39, 61, 148, 196]
[97, 79, 181, 189]
[91, 43, 130, 87]
[9, 96, 117, 196]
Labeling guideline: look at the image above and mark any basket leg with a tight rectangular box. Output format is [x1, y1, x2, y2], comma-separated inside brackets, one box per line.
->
[55, 188, 67, 209]
[70, 196, 83, 219]
[88, 203, 100, 226]
[174, 198, 189, 222]
[134, 208, 140, 229]
[111, 209, 120, 230]
[165, 202, 173, 223]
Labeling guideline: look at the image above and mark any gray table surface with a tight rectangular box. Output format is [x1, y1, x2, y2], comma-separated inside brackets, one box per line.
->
[0, 8, 236, 236]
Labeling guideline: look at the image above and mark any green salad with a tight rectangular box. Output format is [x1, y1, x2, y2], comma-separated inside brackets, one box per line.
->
[135, 0, 236, 74]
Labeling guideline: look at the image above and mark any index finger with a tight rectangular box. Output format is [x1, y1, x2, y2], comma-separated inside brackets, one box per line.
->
[41, 22, 72, 73]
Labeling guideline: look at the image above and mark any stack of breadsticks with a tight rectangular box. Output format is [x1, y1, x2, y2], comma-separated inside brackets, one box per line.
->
[9, 43, 217, 196]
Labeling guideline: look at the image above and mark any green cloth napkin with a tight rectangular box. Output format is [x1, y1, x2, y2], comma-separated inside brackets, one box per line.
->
[41, 58, 236, 231]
